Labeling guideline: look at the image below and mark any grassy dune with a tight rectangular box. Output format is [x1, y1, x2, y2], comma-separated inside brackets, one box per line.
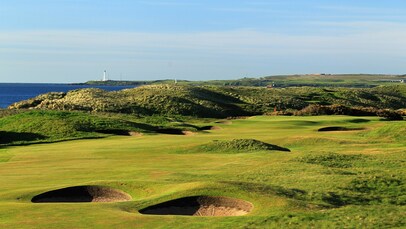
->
[8, 85, 406, 117]
[0, 116, 404, 228]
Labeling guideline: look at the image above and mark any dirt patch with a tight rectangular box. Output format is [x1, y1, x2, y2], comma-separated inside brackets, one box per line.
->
[129, 131, 143, 136]
[182, 131, 196, 136]
[139, 196, 253, 216]
[318, 126, 365, 132]
[31, 186, 132, 203]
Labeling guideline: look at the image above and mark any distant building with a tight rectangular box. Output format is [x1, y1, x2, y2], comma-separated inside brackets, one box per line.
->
[102, 70, 108, 81]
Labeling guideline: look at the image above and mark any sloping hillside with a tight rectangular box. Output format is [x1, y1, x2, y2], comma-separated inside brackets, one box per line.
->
[8, 84, 406, 118]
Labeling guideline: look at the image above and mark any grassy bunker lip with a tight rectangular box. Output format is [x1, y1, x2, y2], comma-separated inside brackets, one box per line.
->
[139, 196, 253, 216]
[31, 185, 132, 203]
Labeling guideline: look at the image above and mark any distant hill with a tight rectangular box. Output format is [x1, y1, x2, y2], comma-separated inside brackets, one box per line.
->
[78, 74, 406, 88]
[8, 84, 406, 118]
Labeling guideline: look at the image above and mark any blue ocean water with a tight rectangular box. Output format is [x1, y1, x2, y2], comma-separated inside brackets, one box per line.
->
[0, 83, 135, 108]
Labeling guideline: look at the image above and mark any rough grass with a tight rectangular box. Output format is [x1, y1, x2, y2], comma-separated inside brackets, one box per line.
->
[345, 175, 406, 205]
[297, 152, 366, 168]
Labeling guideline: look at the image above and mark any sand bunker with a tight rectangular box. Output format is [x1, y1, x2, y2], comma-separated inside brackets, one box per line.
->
[318, 126, 364, 132]
[139, 196, 253, 216]
[157, 128, 186, 135]
[215, 121, 232, 125]
[199, 126, 222, 131]
[129, 131, 143, 136]
[31, 186, 131, 203]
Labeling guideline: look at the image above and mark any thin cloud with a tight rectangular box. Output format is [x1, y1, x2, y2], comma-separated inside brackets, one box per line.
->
[1, 26, 406, 57]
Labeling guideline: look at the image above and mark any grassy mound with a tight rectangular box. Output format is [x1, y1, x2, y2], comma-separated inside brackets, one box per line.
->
[0, 110, 156, 145]
[201, 139, 290, 153]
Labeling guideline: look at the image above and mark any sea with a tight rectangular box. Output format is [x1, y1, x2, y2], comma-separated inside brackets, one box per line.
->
[0, 83, 135, 109]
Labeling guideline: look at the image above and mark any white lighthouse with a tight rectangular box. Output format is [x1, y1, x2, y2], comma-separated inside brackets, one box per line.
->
[102, 70, 107, 81]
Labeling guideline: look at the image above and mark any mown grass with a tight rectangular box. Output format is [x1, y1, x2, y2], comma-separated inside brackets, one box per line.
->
[0, 115, 404, 228]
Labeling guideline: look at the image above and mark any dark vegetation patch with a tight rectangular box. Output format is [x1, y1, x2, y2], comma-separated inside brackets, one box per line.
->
[0, 131, 47, 144]
[318, 126, 364, 132]
[297, 153, 366, 168]
[344, 175, 406, 205]
[293, 104, 404, 120]
[201, 139, 290, 153]
[31, 185, 131, 203]
[139, 196, 253, 216]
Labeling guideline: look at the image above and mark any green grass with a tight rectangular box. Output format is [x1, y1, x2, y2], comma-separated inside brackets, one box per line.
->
[0, 115, 405, 228]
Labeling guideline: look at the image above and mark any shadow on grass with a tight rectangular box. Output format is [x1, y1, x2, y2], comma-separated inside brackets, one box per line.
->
[223, 181, 390, 208]
[0, 131, 47, 144]
[347, 118, 371, 123]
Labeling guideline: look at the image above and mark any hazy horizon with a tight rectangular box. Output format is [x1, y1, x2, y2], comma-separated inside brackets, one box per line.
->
[1, 0, 406, 83]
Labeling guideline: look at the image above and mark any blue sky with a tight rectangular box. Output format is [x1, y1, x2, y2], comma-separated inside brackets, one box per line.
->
[1, 0, 406, 82]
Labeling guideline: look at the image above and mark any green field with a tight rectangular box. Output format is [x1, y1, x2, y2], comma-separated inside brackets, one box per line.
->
[0, 115, 405, 228]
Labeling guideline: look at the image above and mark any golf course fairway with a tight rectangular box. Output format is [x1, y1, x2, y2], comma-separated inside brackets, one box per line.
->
[0, 115, 405, 228]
